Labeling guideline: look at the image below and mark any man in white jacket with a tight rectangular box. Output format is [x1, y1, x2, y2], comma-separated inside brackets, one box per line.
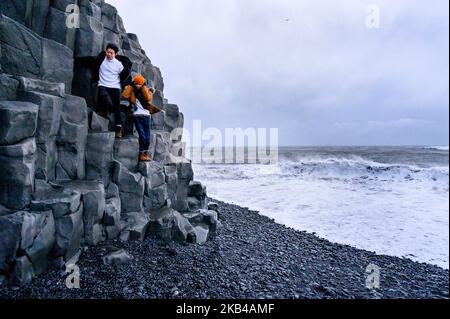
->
[97, 43, 126, 138]
[76, 43, 132, 138]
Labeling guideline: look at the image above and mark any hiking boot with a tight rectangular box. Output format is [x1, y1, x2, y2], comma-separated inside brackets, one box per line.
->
[115, 125, 123, 139]
[139, 152, 151, 162]
[145, 151, 152, 161]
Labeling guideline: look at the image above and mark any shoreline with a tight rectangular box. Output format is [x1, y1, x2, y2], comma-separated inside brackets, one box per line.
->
[1, 198, 448, 299]
[211, 197, 449, 271]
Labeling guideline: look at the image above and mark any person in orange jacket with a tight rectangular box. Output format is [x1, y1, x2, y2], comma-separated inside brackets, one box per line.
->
[121, 74, 161, 162]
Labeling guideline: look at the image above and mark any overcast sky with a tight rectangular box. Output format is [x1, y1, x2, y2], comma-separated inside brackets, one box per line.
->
[108, 0, 449, 146]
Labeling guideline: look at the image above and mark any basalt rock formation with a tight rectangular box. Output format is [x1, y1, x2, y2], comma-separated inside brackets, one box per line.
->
[0, 0, 219, 287]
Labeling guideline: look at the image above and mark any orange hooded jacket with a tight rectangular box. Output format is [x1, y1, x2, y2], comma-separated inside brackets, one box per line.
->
[121, 85, 161, 114]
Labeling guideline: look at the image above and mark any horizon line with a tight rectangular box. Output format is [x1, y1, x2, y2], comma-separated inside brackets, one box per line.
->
[186, 144, 450, 147]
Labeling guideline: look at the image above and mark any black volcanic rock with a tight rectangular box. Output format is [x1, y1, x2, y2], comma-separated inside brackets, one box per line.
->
[0, 101, 39, 146]
[0, 198, 448, 298]
[0, 0, 210, 286]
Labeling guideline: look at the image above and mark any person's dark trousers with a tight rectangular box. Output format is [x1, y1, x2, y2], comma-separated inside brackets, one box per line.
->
[97, 86, 122, 127]
[134, 115, 151, 152]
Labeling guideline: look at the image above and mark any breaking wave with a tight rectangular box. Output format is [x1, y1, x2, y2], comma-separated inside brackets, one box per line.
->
[277, 156, 449, 182]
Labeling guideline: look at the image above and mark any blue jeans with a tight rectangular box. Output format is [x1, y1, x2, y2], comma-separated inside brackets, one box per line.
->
[134, 116, 151, 152]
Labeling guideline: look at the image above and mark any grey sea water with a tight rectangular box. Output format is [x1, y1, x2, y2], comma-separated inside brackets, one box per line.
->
[192, 146, 449, 268]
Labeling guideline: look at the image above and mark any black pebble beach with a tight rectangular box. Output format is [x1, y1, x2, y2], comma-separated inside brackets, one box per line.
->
[1, 198, 448, 299]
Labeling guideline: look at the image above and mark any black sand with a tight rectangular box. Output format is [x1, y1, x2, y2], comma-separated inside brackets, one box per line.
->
[1, 198, 448, 299]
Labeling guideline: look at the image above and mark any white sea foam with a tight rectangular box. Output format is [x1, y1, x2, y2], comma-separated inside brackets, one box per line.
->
[193, 150, 449, 269]
[276, 156, 449, 182]
[424, 146, 449, 151]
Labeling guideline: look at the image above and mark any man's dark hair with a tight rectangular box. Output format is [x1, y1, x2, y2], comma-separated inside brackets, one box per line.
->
[106, 43, 119, 54]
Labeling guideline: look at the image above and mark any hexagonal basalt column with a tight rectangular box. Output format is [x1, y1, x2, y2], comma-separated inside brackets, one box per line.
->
[0, 138, 37, 210]
[85, 132, 115, 186]
[0, 101, 38, 146]
[56, 95, 88, 180]
[113, 161, 145, 214]
[56, 180, 106, 246]
[30, 188, 84, 262]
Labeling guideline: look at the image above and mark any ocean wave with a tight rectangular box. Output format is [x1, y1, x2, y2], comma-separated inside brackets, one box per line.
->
[193, 151, 449, 269]
[424, 146, 449, 151]
[194, 156, 449, 183]
[277, 156, 449, 181]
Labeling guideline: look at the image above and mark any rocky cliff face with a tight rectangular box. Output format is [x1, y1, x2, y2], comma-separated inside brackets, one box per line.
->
[0, 0, 219, 287]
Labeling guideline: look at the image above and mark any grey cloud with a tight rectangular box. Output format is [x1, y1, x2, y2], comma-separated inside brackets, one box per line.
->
[108, 0, 449, 146]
